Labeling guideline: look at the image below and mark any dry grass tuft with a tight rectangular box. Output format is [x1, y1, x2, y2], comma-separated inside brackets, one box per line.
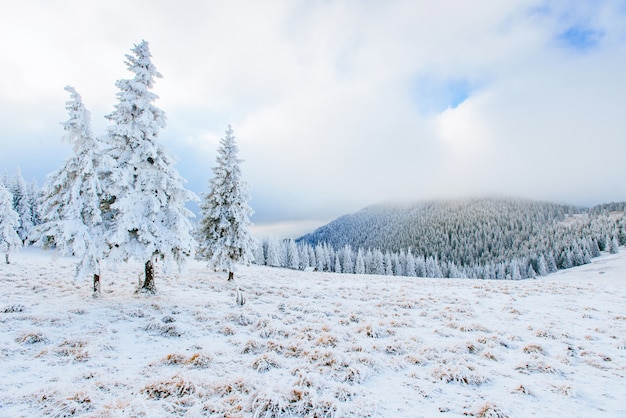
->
[213, 378, 250, 397]
[472, 402, 509, 418]
[458, 323, 490, 333]
[433, 365, 489, 386]
[252, 353, 281, 373]
[2, 304, 25, 313]
[159, 352, 212, 368]
[145, 322, 182, 338]
[511, 384, 534, 396]
[57, 340, 89, 362]
[39, 391, 92, 417]
[553, 384, 576, 397]
[221, 325, 236, 336]
[248, 386, 339, 418]
[142, 374, 196, 399]
[522, 344, 545, 355]
[535, 329, 557, 339]
[186, 352, 212, 368]
[358, 324, 393, 338]
[515, 361, 562, 375]
[315, 333, 339, 347]
[242, 339, 264, 355]
[161, 353, 187, 365]
[16, 332, 48, 344]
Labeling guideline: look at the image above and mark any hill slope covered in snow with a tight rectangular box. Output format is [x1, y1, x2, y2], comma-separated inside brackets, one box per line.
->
[297, 198, 625, 274]
[0, 248, 625, 417]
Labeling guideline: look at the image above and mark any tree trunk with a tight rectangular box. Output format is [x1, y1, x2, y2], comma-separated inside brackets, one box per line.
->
[93, 274, 101, 295]
[5, 253, 9, 265]
[228, 271, 234, 281]
[142, 259, 157, 293]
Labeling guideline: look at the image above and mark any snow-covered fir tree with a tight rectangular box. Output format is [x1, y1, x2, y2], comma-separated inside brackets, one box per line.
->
[355, 248, 365, 274]
[27, 180, 41, 228]
[298, 243, 310, 269]
[341, 245, 354, 274]
[35, 86, 107, 293]
[11, 168, 33, 243]
[0, 171, 8, 189]
[197, 125, 254, 281]
[287, 239, 300, 270]
[0, 184, 22, 264]
[104, 40, 197, 293]
[265, 238, 283, 268]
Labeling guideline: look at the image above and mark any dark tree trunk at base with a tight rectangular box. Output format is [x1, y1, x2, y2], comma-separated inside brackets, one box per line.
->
[142, 259, 156, 293]
[228, 271, 234, 281]
[5, 253, 8, 265]
[93, 274, 101, 295]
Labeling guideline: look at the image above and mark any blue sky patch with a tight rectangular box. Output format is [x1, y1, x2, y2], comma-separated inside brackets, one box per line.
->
[411, 76, 475, 114]
[557, 25, 604, 51]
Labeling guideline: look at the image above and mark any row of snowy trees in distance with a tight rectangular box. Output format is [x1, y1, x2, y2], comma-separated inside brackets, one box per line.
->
[256, 220, 622, 280]
[256, 199, 625, 279]
[0, 40, 254, 295]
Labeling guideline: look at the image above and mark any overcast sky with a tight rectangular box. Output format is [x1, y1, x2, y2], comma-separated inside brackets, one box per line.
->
[1, 0, 625, 237]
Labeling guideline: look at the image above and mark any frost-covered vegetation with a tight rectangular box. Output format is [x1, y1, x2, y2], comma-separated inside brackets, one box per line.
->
[1, 40, 253, 293]
[197, 125, 255, 281]
[289, 198, 626, 278]
[0, 248, 624, 416]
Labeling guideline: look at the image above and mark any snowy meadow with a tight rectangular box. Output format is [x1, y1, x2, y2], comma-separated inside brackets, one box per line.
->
[1, 248, 625, 417]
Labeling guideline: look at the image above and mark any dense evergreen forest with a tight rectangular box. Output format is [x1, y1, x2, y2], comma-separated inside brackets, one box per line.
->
[251, 198, 626, 279]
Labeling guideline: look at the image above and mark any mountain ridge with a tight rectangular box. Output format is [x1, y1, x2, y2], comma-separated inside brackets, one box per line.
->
[296, 197, 625, 272]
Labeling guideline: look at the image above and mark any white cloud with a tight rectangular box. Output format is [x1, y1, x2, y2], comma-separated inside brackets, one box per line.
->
[436, 95, 493, 158]
[1, 0, 626, 232]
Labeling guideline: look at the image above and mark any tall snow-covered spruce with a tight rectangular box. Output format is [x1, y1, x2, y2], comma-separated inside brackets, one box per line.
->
[198, 125, 254, 281]
[0, 184, 22, 264]
[104, 40, 197, 293]
[36, 86, 106, 293]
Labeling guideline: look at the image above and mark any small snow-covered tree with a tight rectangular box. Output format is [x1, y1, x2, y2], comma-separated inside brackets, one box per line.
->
[334, 253, 342, 273]
[0, 170, 8, 188]
[287, 239, 300, 270]
[341, 245, 354, 274]
[355, 248, 365, 274]
[253, 240, 265, 265]
[315, 244, 326, 272]
[384, 251, 393, 276]
[36, 86, 107, 293]
[264, 238, 282, 267]
[104, 40, 197, 293]
[0, 184, 22, 264]
[533, 255, 546, 276]
[406, 251, 417, 277]
[298, 242, 311, 269]
[197, 125, 254, 281]
[11, 168, 33, 243]
[28, 180, 41, 228]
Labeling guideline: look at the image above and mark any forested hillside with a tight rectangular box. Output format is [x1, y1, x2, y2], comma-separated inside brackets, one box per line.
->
[290, 198, 625, 278]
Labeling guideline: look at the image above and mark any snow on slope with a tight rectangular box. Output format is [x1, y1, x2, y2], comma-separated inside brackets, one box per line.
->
[0, 248, 625, 417]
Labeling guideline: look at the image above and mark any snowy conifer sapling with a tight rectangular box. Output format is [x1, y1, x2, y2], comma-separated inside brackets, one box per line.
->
[104, 40, 197, 293]
[198, 126, 254, 281]
[11, 168, 34, 244]
[0, 184, 22, 264]
[36, 86, 106, 293]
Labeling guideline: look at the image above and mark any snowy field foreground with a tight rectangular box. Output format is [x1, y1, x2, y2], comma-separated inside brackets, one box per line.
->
[1, 249, 625, 417]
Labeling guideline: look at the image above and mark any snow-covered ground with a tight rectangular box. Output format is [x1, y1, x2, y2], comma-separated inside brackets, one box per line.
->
[1, 248, 625, 417]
